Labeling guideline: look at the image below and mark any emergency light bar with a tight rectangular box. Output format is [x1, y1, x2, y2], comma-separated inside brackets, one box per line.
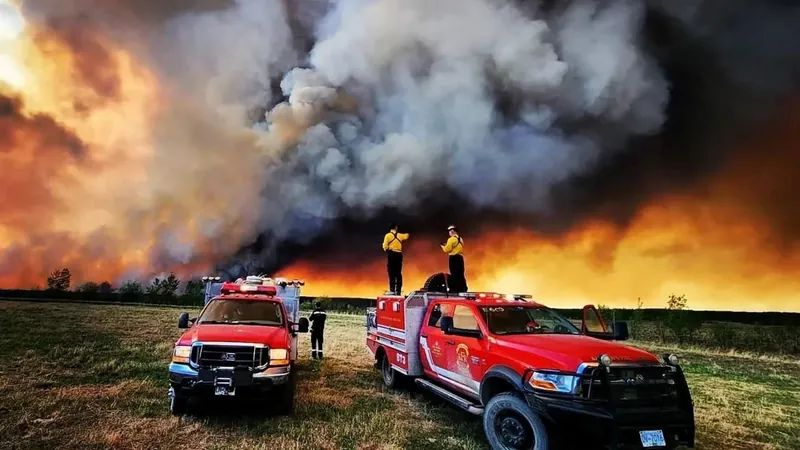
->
[201, 276, 222, 283]
[219, 282, 277, 296]
[457, 292, 534, 302]
[230, 275, 306, 288]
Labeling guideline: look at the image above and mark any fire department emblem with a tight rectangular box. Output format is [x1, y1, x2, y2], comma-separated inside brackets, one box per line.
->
[455, 344, 470, 375]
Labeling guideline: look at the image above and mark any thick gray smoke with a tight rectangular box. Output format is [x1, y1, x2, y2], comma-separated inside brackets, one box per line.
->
[174, 0, 669, 273]
[10, 0, 669, 278]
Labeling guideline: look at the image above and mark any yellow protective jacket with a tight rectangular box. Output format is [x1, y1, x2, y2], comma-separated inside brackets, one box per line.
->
[441, 235, 464, 256]
[383, 231, 409, 252]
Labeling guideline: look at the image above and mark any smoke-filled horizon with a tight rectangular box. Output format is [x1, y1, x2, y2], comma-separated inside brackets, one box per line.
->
[1, 0, 799, 310]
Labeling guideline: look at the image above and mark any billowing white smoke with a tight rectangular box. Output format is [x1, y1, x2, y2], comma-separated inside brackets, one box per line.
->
[17, 0, 670, 277]
[230, 0, 665, 268]
[163, 0, 668, 273]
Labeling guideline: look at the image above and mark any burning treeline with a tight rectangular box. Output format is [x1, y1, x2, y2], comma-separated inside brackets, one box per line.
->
[1, 0, 799, 312]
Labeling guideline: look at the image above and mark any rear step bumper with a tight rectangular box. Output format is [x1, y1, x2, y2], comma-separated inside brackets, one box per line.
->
[414, 378, 484, 415]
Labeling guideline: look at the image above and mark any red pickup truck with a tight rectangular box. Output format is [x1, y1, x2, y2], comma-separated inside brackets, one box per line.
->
[168, 277, 309, 415]
[365, 275, 695, 449]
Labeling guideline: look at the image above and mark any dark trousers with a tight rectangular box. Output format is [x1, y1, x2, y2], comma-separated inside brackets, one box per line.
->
[387, 251, 403, 294]
[448, 254, 467, 293]
[311, 330, 324, 359]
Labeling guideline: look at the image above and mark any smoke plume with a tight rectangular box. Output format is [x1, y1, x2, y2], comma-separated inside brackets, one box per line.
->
[1, 0, 799, 310]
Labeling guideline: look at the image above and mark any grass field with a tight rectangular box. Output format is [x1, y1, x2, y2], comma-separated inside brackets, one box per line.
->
[0, 301, 798, 450]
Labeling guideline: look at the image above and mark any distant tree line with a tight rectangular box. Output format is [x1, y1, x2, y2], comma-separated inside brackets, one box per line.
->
[0, 267, 796, 355]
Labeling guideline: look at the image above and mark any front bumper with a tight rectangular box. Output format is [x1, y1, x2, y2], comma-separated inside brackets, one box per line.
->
[521, 365, 695, 449]
[168, 362, 291, 399]
[526, 393, 695, 449]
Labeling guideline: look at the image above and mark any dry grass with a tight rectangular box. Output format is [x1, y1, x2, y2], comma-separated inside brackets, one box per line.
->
[0, 301, 798, 450]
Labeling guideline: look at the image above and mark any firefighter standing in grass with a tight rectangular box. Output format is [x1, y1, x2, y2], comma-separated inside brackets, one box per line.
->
[382, 223, 409, 295]
[441, 225, 467, 293]
[309, 302, 327, 360]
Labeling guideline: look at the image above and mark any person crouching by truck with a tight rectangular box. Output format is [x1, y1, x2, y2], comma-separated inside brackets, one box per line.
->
[382, 223, 409, 295]
[441, 225, 467, 293]
[309, 302, 327, 360]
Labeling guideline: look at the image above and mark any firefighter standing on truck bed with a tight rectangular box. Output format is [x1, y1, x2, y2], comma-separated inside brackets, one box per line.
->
[309, 302, 327, 360]
[382, 223, 409, 295]
[441, 225, 467, 293]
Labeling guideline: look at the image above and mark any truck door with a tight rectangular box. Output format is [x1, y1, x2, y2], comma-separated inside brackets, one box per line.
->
[420, 302, 453, 382]
[443, 304, 485, 397]
[581, 305, 609, 334]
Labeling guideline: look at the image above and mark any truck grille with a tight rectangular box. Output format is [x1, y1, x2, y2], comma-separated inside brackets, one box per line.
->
[189, 343, 268, 369]
[581, 365, 678, 406]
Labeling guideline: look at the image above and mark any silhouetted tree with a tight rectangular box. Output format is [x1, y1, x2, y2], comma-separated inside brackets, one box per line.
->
[118, 280, 143, 296]
[46, 268, 71, 291]
[183, 279, 204, 298]
[147, 273, 180, 296]
[99, 281, 113, 294]
[76, 282, 100, 293]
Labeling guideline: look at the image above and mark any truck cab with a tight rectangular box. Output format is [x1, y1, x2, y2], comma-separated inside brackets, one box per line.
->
[168, 276, 309, 416]
[366, 277, 695, 450]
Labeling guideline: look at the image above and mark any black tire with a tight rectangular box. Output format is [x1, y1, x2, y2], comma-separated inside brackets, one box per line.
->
[275, 367, 297, 415]
[381, 353, 402, 388]
[169, 393, 188, 416]
[422, 272, 450, 293]
[483, 393, 549, 450]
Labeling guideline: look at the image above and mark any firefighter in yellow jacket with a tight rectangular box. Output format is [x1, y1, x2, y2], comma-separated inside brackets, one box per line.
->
[382, 223, 409, 294]
[441, 225, 467, 293]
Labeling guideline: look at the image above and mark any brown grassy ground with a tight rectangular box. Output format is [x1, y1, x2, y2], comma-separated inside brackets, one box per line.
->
[0, 301, 798, 450]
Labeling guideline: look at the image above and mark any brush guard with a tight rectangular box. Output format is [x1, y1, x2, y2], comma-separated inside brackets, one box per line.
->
[520, 364, 695, 449]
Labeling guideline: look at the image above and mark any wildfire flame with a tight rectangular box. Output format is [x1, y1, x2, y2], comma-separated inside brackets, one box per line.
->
[280, 101, 800, 313]
[1, 2, 798, 314]
[0, 3, 259, 286]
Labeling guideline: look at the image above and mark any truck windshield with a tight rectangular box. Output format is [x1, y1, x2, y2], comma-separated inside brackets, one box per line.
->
[198, 299, 284, 327]
[478, 306, 580, 335]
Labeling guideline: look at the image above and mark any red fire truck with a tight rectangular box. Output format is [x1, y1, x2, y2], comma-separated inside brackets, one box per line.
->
[168, 276, 309, 415]
[365, 274, 695, 450]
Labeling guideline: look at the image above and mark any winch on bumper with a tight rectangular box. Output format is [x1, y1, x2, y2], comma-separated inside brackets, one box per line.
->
[168, 361, 292, 398]
[167, 342, 297, 415]
[521, 361, 696, 449]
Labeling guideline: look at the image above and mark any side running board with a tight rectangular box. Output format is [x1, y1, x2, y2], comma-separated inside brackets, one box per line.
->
[414, 378, 484, 415]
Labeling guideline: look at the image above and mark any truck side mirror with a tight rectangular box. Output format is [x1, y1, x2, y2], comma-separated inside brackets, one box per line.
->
[440, 316, 454, 334]
[178, 312, 190, 329]
[613, 321, 630, 341]
[293, 317, 309, 333]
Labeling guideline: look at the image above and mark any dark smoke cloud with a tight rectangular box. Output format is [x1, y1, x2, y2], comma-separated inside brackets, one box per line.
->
[551, 0, 800, 227]
[7, 0, 799, 283]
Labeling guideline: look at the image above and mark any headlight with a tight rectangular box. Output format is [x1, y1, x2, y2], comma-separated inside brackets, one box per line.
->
[271, 349, 288, 360]
[528, 371, 579, 394]
[270, 348, 290, 366]
[172, 345, 191, 363]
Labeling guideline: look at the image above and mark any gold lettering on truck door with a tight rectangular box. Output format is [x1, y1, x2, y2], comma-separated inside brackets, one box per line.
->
[432, 341, 442, 357]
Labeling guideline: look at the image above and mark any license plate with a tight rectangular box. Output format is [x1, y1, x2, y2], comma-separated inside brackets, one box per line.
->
[214, 386, 235, 396]
[639, 430, 666, 448]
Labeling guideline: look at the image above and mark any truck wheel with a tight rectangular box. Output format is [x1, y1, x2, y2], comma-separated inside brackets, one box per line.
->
[275, 367, 297, 415]
[483, 393, 548, 450]
[381, 354, 402, 388]
[169, 394, 188, 416]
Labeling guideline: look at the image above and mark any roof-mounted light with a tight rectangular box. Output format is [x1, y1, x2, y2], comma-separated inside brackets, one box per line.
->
[201, 276, 222, 282]
[220, 282, 277, 296]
